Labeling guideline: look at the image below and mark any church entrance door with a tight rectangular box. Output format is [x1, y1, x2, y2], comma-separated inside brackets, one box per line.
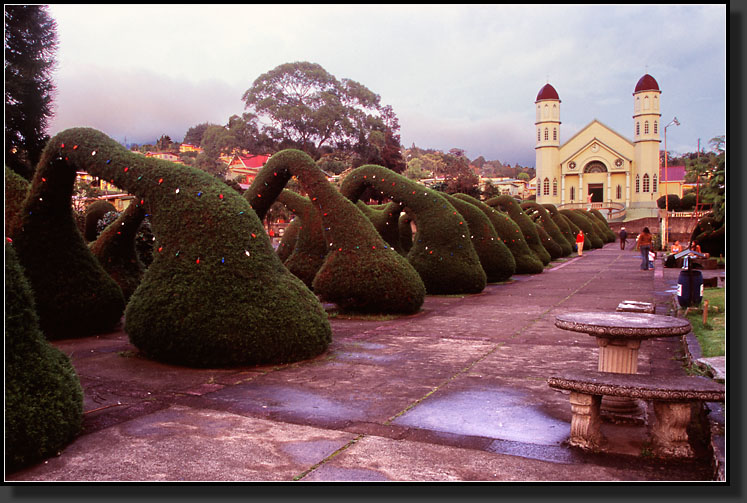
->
[588, 183, 604, 202]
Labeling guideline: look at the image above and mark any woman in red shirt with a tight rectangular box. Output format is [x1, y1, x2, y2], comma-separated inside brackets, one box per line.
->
[576, 230, 585, 256]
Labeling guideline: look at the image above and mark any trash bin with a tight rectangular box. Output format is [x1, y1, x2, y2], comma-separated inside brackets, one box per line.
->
[677, 269, 703, 308]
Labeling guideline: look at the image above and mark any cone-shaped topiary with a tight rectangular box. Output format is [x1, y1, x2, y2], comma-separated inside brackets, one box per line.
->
[275, 189, 327, 288]
[534, 224, 564, 260]
[573, 209, 611, 245]
[88, 202, 146, 301]
[5, 166, 30, 238]
[453, 194, 544, 274]
[246, 150, 425, 314]
[340, 165, 486, 294]
[5, 243, 83, 473]
[542, 204, 576, 249]
[398, 212, 414, 254]
[13, 148, 126, 339]
[83, 200, 117, 242]
[442, 193, 515, 282]
[40, 128, 331, 367]
[356, 201, 407, 255]
[486, 195, 551, 265]
[276, 217, 300, 263]
[588, 209, 616, 242]
[559, 209, 603, 249]
[521, 202, 573, 256]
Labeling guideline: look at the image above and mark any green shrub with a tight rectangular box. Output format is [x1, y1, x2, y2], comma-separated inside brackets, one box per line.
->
[442, 193, 515, 282]
[559, 209, 603, 249]
[680, 192, 697, 211]
[275, 189, 327, 288]
[5, 166, 30, 238]
[521, 202, 573, 256]
[43, 128, 331, 366]
[5, 244, 83, 473]
[535, 224, 564, 260]
[399, 212, 414, 254]
[340, 165, 486, 294]
[691, 216, 725, 257]
[587, 209, 616, 242]
[541, 204, 576, 249]
[88, 203, 146, 301]
[83, 200, 117, 242]
[357, 201, 407, 255]
[246, 150, 425, 313]
[277, 218, 300, 262]
[454, 194, 544, 274]
[486, 195, 551, 265]
[657, 194, 681, 211]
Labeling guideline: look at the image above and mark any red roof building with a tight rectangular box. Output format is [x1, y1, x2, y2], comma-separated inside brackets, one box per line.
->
[659, 165, 686, 182]
[227, 153, 271, 185]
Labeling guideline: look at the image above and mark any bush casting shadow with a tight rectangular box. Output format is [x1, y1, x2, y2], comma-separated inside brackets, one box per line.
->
[339, 165, 486, 294]
[246, 150, 425, 313]
[559, 209, 603, 249]
[39, 128, 331, 367]
[5, 244, 83, 473]
[486, 196, 551, 265]
[5, 166, 29, 238]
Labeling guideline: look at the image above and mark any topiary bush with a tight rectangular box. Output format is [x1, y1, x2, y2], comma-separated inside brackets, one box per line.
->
[38, 128, 331, 367]
[275, 189, 327, 288]
[587, 209, 616, 242]
[83, 200, 117, 242]
[453, 194, 544, 274]
[5, 165, 30, 239]
[246, 150, 425, 313]
[535, 224, 564, 260]
[357, 201, 407, 255]
[5, 243, 83, 473]
[541, 204, 576, 249]
[559, 209, 603, 249]
[679, 192, 697, 211]
[657, 194, 681, 211]
[340, 165, 486, 295]
[398, 212, 414, 254]
[521, 202, 573, 257]
[276, 218, 300, 263]
[486, 195, 551, 265]
[690, 216, 725, 257]
[88, 202, 147, 301]
[442, 193, 515, 282]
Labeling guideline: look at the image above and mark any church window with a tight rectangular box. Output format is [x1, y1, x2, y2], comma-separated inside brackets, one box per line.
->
[635, 175, 640, 193]
[544, 128, 549, 141]
[644, 96, 650, 110]
[653, 174, 658, 192]
[616, 185, 622, 199]
[644, 121, 649, 134]
[543, 178, 550, 196]
[553, 127, 557, 141]
[636, 122, 640, 136]
[570, 186, 575, 201]
[552, 178, 558, 196]
[552, 104, 558, 119]
[544, 104, 549, 118]
[635, 97, 640, 112]
[643, 173, 650, 192]
[537, 128, 541, 142]
[653, 121, 658, 134]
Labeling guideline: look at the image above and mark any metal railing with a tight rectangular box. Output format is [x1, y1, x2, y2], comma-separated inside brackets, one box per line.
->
[556, 201, 626, 220]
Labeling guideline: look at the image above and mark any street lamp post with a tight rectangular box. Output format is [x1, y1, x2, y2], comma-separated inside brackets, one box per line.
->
[663, 117, 680, 248]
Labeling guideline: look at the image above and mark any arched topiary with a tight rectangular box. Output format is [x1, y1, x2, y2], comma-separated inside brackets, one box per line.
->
[339, 165, 486, 294]
[486, 195, 551, 265]
[89, 202, 146, 301]
[535, 224, 564, 260]
[13, 146, 126, 339]
[453, 194, 544, 274]
[276, 217, 300, 263]
[5, 244, 83, 473]
[246, 150, 425, 314]
[559, 209, 603, 249]
[574, 209, 611, 245]
[39, 128, 331, 367]
[542, 204, 576, 249]
[657, 194, 681, 211]
[83, 199, 117, 242]
[5, 166, 30, 238]
[521, 202, 572, 257]
[399, 212, 414, 254]
[442, 193, 515, 282]
[275, 189, 327, 288]
[587, 209, 616, 242]
[357, 201, 407, 255]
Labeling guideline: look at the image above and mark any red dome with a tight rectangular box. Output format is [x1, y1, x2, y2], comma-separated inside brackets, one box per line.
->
[536, 83, 560, 101]
[634, 74, 660, 93]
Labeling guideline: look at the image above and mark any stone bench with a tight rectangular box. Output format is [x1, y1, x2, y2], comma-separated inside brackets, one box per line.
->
[547, 370, 724, 458]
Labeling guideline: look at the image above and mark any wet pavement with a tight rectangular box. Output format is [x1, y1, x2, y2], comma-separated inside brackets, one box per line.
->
[5, 243, 726, 482]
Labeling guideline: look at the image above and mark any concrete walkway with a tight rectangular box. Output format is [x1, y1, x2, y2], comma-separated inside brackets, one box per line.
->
[6, 243, 725, 482]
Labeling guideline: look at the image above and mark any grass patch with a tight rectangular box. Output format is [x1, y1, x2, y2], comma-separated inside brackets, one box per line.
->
[685, 287, 725, 358]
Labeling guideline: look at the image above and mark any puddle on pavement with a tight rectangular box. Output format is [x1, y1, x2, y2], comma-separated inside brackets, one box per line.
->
[392, 388, 571, 459]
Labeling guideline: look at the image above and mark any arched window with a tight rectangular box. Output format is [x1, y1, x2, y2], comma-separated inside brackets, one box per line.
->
[537, 128, 541, 142]
[552, 178, 558, 196]
[635, 174, 640, 193]
[653, 121, 658, 134]
[635, 97, 640, 112]
[544, 128, 549, 141]
[644, 96, 650, 110]
[653, 174, 658, 193]
[570, 186, 575, 201]
[644, 121, 649, 134]
[643, 173, 650, 192]
[543, 104, 549, 118]
[636, 122, 640, 136]
[543, 177, 550, 196]
[616, 184, 622, 199]
[553, 127, 557, 141]
[552, 104, 558, 119]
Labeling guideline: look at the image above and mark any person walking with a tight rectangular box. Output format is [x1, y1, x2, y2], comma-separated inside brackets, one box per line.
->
[635, 227, 653, 270]
[576, 229, 585, 256]
[619, 227, 628, 250]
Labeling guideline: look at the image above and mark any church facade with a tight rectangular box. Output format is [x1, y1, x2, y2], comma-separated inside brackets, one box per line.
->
[534, 74, 664, 220]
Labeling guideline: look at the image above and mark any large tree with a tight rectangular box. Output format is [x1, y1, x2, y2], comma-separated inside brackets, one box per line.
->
[241, 61, 384, 159]
[4, 5, 59, 180]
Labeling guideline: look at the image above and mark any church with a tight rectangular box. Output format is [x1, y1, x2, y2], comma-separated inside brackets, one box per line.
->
[534, 74, 666, 220]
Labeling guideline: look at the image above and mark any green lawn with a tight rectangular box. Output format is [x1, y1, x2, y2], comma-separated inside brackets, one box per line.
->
[686, 287, 725, 358]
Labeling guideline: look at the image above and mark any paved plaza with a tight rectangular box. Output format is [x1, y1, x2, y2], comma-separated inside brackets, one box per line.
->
[6, 243, 726, 483]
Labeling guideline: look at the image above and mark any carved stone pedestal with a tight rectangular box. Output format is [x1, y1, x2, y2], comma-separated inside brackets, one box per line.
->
[597, 337, 643, 417]
[650, 401, 695, 458]
[569, 392, 603, 450]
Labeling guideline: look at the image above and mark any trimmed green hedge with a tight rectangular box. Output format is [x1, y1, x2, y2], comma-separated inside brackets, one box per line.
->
[40, 128, 331, 367]
[5, 244, 83, 473]
[453, 194, 544, 274]
[357, 201, 407, 255]
[690, 216, 725, 257]
[521, 202, 572, 256]
[559, 209, 603, 249]
[340, 165, 486, 295]
[399, 212, 414, 254]
[5, 166, 30, 238]
[88, 202, 146, 301]
[486, 195, 551, 265]
[246, 150, 425, 313]
[587, 209, 616, 242]
[275, 189, 327, 288]
[84, 200, 117, 242]
[276, 218, 300, 263]
[442, 193, 515, 282]
[574, 209, 613, 244]
[541, 204, 576, 249]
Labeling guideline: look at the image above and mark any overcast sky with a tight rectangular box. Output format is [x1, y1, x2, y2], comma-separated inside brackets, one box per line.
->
[46, 4, 727, 167]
